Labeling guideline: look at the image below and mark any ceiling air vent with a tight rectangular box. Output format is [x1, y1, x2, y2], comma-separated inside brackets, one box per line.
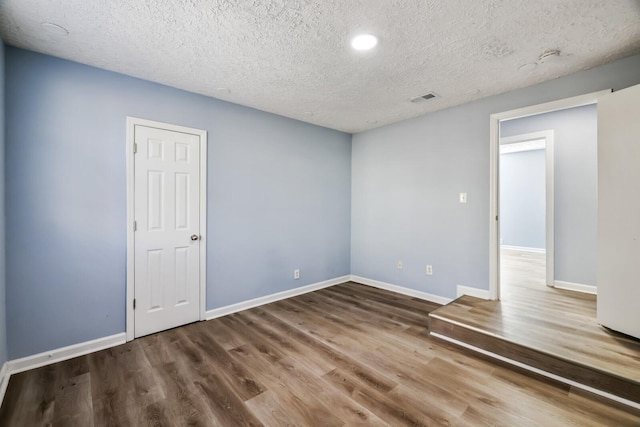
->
[410, 92, 437, 103]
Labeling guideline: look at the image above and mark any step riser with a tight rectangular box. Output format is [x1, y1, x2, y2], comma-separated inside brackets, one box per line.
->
[429, 315, 640, 405]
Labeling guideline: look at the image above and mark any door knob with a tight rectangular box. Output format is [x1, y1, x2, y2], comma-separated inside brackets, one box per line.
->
[191, 234, 199, 241]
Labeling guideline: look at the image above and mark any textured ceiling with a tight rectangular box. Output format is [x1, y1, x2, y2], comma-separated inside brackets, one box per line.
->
[1, 1, 640, 133]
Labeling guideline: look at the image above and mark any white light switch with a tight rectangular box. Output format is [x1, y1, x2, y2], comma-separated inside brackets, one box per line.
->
[459, 192, 468, 204]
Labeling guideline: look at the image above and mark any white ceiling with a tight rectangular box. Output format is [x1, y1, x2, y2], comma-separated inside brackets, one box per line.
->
[1, 1, 639, 133]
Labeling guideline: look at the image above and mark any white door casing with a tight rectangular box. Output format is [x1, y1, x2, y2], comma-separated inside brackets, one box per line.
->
[126, 118, 207, 340]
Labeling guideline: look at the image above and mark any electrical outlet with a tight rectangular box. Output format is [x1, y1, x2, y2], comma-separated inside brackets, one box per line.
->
[397, 260, 403, 269]
[459, 192, 468, 204]
[294, 269, 300, 279]
[426, 265, 433, 275]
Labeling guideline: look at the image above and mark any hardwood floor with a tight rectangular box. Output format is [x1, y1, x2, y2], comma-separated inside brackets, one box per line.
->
[500, 248, 547, 293]
[2, 281, 639, 426]
[430, 248, 640, 406]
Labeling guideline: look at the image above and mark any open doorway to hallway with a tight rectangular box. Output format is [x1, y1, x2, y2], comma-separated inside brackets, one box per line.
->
[490, 91, 605, 300]
[498, 130, 552, 297]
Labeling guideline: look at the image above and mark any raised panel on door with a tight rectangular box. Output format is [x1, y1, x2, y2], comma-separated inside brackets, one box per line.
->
[175, 172, 190, 230]
[174, 246, 189, 305]
[147, 170, 165, 231]
[147, 249, 164, 311]
[134, 124, 201, 338]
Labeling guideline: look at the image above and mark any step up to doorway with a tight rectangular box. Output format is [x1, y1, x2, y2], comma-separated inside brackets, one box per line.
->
[429, 295, 640, 408]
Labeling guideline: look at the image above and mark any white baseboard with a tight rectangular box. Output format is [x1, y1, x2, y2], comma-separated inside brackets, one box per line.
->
[553, 280, 597, 295]
[349, 275, 452, 305]
[456, 285, 491, 300]
[0, 362, 9, 406]
[205, 275, 351, 320]
[500, 245, 546, 254]
[430, 331, 639, 411]
[6, 333, 127, 376]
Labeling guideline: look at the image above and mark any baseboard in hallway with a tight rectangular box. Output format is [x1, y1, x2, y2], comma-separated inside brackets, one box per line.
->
[501, 245, 545, 253]
[554, 280, 597, 295]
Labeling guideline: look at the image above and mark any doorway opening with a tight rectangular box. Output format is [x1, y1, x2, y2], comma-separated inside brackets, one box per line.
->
[499, 131, 553, 297]
[489, 90, 608, 300]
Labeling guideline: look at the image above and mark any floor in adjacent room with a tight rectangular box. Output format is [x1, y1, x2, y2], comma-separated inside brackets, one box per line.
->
[1, 281, 639, 426]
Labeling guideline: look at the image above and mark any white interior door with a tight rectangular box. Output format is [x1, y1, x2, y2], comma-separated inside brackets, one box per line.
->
[133, 124, 202, 337]
[597, 83, 640, 339]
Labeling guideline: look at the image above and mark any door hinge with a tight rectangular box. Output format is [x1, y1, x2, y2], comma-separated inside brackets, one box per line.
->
[134, 221, 137, 231]
[496, 215, 499, 221]
[133, 142, 138, 154]
[133, 299, 136, 310]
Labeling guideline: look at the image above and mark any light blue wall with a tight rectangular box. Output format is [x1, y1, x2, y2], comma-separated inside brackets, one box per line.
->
[5, 45, 640, 359]
[0, 41, 7, 368]
[501, 105, 597, 286]
[499, 149, 546, 249]
[5, 47, 351, 359]
[352, 54, 640, 298]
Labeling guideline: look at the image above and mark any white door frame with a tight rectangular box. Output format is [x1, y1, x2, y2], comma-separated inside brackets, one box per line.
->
[499, 130, 554, 287]
[489, 90, 610, 300]
[126, 117, 208, 341]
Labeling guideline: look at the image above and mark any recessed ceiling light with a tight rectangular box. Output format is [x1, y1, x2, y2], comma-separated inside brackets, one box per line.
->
[40, 22, 69, 36]
[351, 34, 378, 51]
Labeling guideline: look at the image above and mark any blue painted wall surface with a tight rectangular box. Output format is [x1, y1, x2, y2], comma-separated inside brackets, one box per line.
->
[5, 47, 351, 359]
[0, 41, 7, 367]
[351, 54, 640, 298]
[499, 149, 546, 250]
[501, 105, 597, 286]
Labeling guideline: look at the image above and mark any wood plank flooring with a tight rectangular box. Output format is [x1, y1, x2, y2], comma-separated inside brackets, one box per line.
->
[430, 249, 640, 405]
[2, 281, 639, 426]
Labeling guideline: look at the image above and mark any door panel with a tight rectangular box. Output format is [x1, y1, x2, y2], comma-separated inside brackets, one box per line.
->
[175, 173, 190, 229]
[597, 83, 640, 339]
[134, 125, 201, 337]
